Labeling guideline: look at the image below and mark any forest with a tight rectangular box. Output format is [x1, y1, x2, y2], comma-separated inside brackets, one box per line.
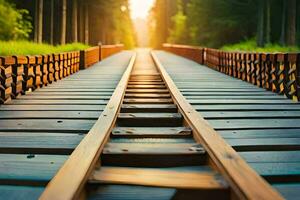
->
[149, 0, 300, 51]
[0, 0, 135, 48]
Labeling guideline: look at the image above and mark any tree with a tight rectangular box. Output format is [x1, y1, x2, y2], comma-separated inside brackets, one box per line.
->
[0, 0, 32, 40]
[286, 0, 296, 46]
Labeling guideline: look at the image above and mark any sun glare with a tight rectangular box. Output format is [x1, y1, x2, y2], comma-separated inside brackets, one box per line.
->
[130, 0, 155, 19]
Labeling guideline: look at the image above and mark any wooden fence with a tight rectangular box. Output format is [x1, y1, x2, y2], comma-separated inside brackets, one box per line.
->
[163, 43, 300, 101]
[0, 44, 123, 104]
[80, 44, 124, 69]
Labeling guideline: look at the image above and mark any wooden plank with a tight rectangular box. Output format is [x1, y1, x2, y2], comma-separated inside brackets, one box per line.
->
[152, 51, 283, 199]
[219, 129, 300, 139]
[123, 98, 173, 104]
[7, 99, 108, 105]
[186, 96, 285, 100]
[0, 111, 100, 119]
[102, 142, 206, 167]
[87, 184, 229, 200]
[89, 166, 226, 189]
[201, 111, 300, 119]
[111, 127, 191, 138]
[121, 104, 177, 113]
[188, 99, 297, 105]
[0, 185, 44, 200]
[0, 154, 67, 183]
[125, 93, 171, 98]
[228, 138, 300, 151]
[0, 119, 95, 132]
[124, 85, 166, 89]
[194, 105, 300, 111]
[31, 92, 113, 96]
[117, 113, 182, 127]
[0, 132, 83, 154]
[273, 184, 300, 200]
[209, 119, 300, 130]
[18, 95, 111, 100]
[126, 89, 169, 93]
[240, 151, 300, 163]
[0, 105, 105, 111]
[40, 53, 136, 200]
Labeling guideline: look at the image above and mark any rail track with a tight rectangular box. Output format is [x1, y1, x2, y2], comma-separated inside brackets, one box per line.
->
[38, 49, 283, 200]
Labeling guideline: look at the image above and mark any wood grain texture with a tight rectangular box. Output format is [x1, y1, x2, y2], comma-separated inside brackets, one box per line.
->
[89, 166, 227, 189]
[152, 51, 283, 199]
[40, 53, 136, 200]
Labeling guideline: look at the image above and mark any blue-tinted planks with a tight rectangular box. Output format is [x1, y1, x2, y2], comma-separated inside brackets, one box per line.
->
[0, 185, 44, 200]
[154, 50, 300, 198]
[0, 51, 134, 197]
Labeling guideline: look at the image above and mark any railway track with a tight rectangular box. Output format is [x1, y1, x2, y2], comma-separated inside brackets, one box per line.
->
[40, 49, 283, 200]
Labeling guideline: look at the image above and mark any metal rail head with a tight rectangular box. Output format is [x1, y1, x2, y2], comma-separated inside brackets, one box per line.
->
[151, 51, 284, 200]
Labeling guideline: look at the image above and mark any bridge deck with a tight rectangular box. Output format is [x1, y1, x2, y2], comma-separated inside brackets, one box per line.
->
[0, 49, 299, 199]
[154, 51, 300, 199]
[0, 51, 133, 199]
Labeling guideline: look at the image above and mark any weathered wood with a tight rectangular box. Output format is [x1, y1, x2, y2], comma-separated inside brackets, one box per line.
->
[123, 98, 173, 104]
[102, 142, 206, 167]
[121, 104, 177, 113]
[40, 53, 136, 200]
[0, 185, 44, 200]
[0, 119, 95, 132]
[117, 113, 182, 127]
[87, 184, 229, 200]
[152, 51, 283, 199]
[0, 154, 67, 183]
[89, 166, 226, 189]
[111, 127, 192, 138]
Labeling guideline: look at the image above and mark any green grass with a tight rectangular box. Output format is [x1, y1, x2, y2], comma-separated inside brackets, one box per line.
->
[0, 41, 90, 56]
[221, 39, 300, 53]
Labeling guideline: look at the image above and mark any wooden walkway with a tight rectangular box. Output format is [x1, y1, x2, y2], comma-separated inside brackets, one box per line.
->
[0, 51, 133, 199]
[0, 49, 299, 199]
[154, 50, 300, 199]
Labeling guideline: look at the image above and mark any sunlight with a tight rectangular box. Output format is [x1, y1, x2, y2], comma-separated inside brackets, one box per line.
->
[130, 0, 155, 19]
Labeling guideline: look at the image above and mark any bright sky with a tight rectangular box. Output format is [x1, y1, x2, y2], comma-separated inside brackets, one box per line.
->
[130, 0, 155, 19]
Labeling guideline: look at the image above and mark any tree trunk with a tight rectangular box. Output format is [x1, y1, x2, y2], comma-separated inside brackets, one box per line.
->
[286, 0, 296, 46]
[265, 0, 271, 44]
[84, 5, 89, 45]
[61, 0, 67, 44]
[280, 0, 287, 45]
[72, 0, 78, 43]
[78, 4, 84, 43]
[37, 0, 44, 43]
[50, 0, 54, 44]
[256, 0, 265, 47]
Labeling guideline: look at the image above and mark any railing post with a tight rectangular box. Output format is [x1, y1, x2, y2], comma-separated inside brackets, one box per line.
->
[0, 57, 13, 103]
[41, 55, 49, 86]
[13, 56, 26, 97]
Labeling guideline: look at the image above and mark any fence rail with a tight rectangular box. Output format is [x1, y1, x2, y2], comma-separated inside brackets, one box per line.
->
[163, 43, 300, 101]
[0, 44, 123, 104]
[80, 44, 124, 69]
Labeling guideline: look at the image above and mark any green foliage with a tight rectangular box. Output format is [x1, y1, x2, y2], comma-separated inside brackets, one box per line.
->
[221, 39, 300, 52]
[88, 0, 135, 48]
[183, 0, 257, 48]
[0, 0, 32, 40]
[167, 0, 188, 44]
[0, 41, 90, 56]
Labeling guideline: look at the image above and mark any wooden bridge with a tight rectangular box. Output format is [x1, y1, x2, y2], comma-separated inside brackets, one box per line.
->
[0, 46, 299, 200]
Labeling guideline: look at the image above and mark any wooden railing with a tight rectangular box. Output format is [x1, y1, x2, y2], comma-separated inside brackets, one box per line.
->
[0, 44, 123, 104]
[163, 44, 204, 64]
[163, 43, 300, 101]
[80, 44, 124, 69]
